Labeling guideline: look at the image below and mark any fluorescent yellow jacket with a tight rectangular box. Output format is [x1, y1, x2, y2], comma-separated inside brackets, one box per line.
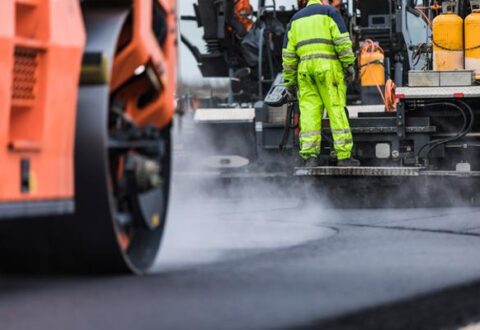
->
[282, 0, 355, 87]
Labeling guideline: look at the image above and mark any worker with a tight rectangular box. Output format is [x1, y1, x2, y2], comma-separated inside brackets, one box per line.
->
[234, 0, 254, 32]
[228, 0, 254, 38]
[323, 0, 342, 10]
[283, 0, 360, 167]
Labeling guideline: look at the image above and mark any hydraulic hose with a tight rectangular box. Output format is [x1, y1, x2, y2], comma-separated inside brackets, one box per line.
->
[384, 79, 398, 112]
[417, 102, 468, 158]
[425, 101, 474, 157]
[416, 101, 473, 160]
[258, 26, 266, 98]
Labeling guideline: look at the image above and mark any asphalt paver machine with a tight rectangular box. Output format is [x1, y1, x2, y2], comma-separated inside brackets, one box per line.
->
[181, 0, 480, 205]
[0, 0, 177, 273]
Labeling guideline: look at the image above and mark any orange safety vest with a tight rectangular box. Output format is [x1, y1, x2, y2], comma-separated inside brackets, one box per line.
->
[234, 0, 253, 32]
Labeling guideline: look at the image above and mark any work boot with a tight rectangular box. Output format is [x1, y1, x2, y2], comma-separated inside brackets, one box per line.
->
[337, 157, 361, 167]
[304, 158, 319, 167]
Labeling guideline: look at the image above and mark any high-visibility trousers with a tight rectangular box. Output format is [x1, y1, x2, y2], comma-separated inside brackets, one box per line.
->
[298, 64, 353, 160]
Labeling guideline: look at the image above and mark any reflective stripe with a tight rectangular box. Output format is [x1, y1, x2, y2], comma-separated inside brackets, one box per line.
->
[282, 53, 298, 59]
[300, 130, 322, 138]
[296, 38, 333, 49]
[282, 50, 297, 58]
[283, 64, 298, 71]
[300, 53, 338, 62]
[333, 36, 351, 45]
[337, 48, 354, 57]
[331, 128, 351, 135]
[334, 139, 353, 146]
[302, 142, 322, 149]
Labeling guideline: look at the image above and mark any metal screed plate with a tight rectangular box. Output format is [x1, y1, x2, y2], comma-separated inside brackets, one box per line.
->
[294, 166, 480, 177]
[294, 167, 423, 177]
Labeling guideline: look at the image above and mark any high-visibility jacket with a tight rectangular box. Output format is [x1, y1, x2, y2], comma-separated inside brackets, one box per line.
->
[282, 0, 355, 87]
[282, 0, 356, 161]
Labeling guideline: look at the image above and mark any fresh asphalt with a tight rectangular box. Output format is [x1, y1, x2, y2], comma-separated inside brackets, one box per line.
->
[1, 176, 480, 330]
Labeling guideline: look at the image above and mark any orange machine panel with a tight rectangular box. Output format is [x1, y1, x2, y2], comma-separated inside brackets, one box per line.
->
[111, 0, 177, 130]
[0, 0, 85, 204]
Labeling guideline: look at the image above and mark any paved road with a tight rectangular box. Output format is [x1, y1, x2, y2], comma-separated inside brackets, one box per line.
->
[1, 178, 480, 330]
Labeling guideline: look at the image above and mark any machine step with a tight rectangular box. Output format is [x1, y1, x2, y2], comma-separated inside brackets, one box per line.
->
[294, 166, 422, 177]
[294, 166, 480, 177]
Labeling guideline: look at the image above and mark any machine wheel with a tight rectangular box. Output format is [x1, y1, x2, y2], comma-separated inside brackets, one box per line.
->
[70, 86, 172, 274]
[0, 87, 171, 274]
[63, 2, 173, 272]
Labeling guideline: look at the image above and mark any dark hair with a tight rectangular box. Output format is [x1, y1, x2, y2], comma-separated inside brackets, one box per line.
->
[297, 0, 308, 9]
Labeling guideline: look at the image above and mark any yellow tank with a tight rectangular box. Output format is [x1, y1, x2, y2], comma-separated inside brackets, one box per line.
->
[359, 41, 385, 87]
[465, 1, 480, 79]
[433, 5, 464, 71]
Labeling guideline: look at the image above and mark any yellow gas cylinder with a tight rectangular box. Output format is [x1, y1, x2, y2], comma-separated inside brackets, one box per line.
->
[433, 2, 464, 71]
[465, 0, 480, 79]
[359, 40, 385, 87]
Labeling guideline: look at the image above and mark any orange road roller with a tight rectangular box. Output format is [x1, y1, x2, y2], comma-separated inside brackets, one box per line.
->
[0, 0, 177, 274]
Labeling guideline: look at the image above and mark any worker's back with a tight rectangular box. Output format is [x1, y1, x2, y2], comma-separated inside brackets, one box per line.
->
[283, 2, 354, 77]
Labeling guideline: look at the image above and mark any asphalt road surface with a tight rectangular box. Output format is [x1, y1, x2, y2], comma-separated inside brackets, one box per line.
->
[1, 177, 480, 330]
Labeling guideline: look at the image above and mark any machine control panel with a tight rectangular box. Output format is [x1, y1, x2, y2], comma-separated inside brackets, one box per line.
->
[264, 85, 292, 107]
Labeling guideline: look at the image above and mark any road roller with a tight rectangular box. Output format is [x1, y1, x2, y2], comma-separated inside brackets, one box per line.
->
[0, 0, 177, 274]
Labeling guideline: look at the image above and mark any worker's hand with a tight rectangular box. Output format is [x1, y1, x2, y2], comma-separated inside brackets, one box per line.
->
[286, 86, 297, 100]
[345, 66, 356, 84]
